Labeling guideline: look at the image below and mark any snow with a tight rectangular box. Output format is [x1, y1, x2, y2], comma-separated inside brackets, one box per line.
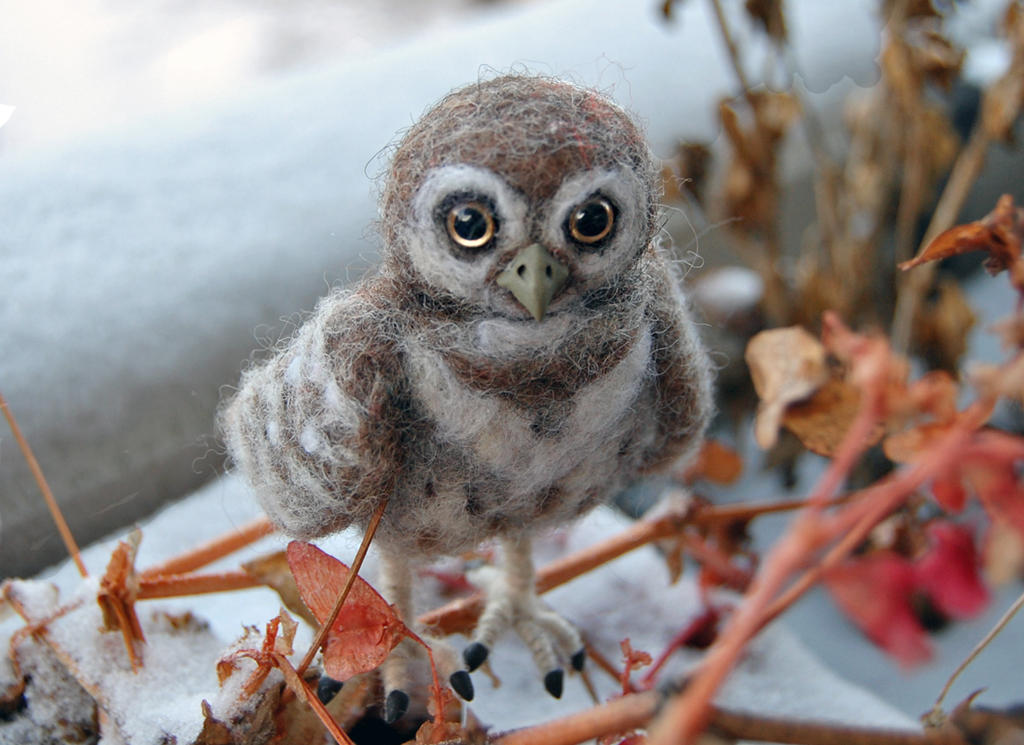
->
[4, 475, 916, 742]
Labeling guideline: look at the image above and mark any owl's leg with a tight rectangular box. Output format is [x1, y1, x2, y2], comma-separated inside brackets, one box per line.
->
[378, 550, 473, 722]
[378, 550, 417, 722]
[459, 535, 585, 698]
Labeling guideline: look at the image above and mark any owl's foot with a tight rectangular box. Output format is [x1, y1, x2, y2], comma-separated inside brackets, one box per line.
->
[455, 536, 584, 698]
[377, 553, 472, 723]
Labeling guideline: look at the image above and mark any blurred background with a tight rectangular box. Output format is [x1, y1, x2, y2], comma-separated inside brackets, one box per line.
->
[0, 0, 538, 154]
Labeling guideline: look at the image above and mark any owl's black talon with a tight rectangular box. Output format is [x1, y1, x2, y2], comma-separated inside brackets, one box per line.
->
[449, 669, 475, 701]
[463, 641, 490, 672]
[544, 668, 564, 699]
[384, 689, 409, 723]
[316, 675, 344, 704]
[570, 647, 586, 672]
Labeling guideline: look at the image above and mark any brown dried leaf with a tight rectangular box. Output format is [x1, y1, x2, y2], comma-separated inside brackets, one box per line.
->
[783, 378, 885, 457]
[909, 28, 965, 90]
[745, 0, 786, 43]
[912, 279, 977, 371]
[678, 439, 743, 484]
[901, 195, 1024, 292]
[663, 142, 712, 207]
[746, 327, 829, 449]
[981, 66, 1024, 142]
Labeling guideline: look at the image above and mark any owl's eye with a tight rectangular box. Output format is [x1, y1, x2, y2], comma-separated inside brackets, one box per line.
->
[446, 202, 496, 249]
[568, 197, 615, 246]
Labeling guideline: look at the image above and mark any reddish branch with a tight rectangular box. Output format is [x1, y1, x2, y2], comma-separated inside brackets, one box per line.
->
[141, 517, 274, 578]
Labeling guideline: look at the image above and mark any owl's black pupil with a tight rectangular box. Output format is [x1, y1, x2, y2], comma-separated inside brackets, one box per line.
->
[574, 203, 609, 237]
[452, 207, 488, 242]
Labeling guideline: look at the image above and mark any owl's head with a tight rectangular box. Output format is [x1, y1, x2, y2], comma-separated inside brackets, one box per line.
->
[380, 75, 660, 322]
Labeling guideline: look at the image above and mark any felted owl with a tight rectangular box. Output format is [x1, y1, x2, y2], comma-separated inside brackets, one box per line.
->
[220, 75, 713, 721]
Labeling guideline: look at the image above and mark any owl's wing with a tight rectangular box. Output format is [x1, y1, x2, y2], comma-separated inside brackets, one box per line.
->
[219, 285, 406, 539]
[640, 249, 715, 473]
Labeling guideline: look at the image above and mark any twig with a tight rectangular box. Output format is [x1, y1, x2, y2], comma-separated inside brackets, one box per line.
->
[141, 517, 274, 578]
[709, 707, 966, 745]
[296, 498, 388, 676]
[493, 690, 660, 745]
[929, 586, 1024, 719]
[0, 390, 87, 577]
[138, 570, 263, 598]
[892, 125, 992, 351]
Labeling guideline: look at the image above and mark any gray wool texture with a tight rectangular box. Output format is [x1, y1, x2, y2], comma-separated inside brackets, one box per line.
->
[219, 75, 713, 559]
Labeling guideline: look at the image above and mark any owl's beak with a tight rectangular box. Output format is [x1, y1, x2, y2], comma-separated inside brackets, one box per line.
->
[496, 243, 570, 321]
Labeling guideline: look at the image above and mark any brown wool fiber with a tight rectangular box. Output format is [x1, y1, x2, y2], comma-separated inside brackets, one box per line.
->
[219, 75, 713, 561]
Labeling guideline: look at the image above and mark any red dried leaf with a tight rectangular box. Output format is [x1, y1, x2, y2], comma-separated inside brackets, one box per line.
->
[825, 553, 931, 666]
[286, 541, 406, 681]
[913, 523, 988, 619]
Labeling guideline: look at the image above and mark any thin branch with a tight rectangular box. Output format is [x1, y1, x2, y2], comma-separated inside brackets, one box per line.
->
[0, 390, 87, 577]
[138, 570, 262, 599]
[296, 498, 388, 676]
[141, 517, 275, 578]
[892, 119, 992, 352]
[709, 707, 966, 745]
[493, 690, 660, 745]
[930, 586, 1024, 718]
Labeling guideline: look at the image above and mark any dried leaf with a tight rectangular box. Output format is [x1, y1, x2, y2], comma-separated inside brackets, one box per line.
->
[782, 377, 884, 457]
[913, 279, 977, 371]
[662, 142, 712, 207]
[745, 0, 786, 43]
[678, 439, 743, 484]
[914, 523, 988, 619]
[884, 421, 955, 464]
[746, 327, 829, 449]
[825, 553, 931, 666]
[901, 195, 1024, 292]
[286, 541, 406, 682]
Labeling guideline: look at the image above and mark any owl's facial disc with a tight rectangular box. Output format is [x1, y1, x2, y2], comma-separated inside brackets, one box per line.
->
[404, 164, 649, 319]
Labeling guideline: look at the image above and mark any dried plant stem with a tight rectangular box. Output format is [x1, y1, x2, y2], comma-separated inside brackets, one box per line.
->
[709, 708, 966, 745]
[892, 122, 992, 351]
[708, 0, 756, 113]
[138, 570, 263, 599]
[493, 690, 660, 745]
[494, 693, 966, 745]
[296, 498, 388, 676]
[930, 586, 1024, 718]
[141, 517, 274, 578]
[0, 390, 87, 577]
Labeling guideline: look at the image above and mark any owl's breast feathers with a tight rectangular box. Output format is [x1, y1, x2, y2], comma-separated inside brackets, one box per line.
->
[221, 251, 711, 555]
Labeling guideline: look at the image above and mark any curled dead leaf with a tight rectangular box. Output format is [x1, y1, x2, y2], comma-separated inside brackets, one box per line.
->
[745, 326, 828, 449]
[901, 195, 1024, 293]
